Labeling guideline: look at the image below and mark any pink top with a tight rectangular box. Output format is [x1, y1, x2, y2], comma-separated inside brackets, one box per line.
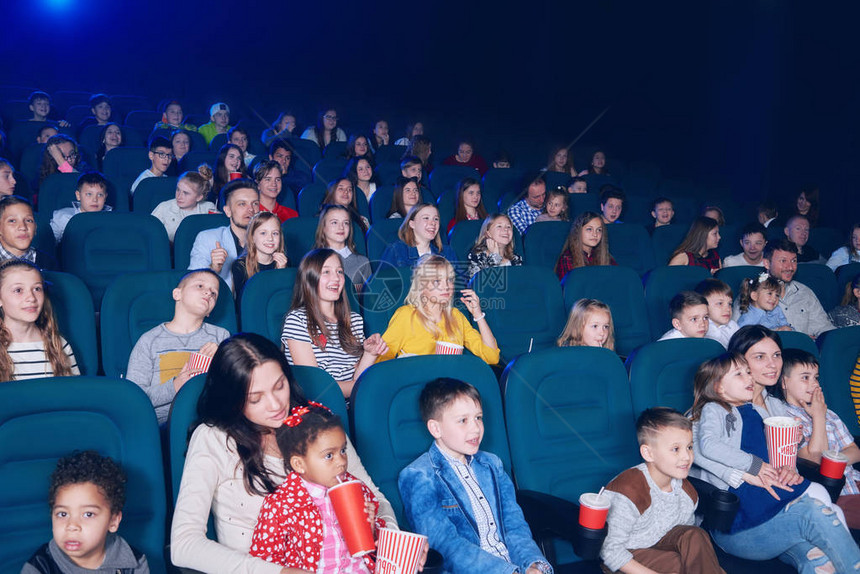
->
[304, 478, 371, 574]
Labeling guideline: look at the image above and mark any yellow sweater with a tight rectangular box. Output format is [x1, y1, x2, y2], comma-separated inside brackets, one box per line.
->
[378, 305, 500, 365]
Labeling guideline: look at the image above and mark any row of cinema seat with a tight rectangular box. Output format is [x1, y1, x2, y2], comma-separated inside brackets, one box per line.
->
[4, 328, 860, 574]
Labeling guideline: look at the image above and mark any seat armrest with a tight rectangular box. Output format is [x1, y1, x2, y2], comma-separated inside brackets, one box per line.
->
[516, 490, 607, 561]
[797, 458, 845, 502]
[688, 476, 739, 532]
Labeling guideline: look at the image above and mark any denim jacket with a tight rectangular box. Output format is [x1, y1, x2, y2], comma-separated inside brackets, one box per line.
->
[398, 443, 550, 574]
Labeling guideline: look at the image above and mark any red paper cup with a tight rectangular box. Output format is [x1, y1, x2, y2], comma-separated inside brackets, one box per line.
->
[578, 492, 610, 529]
[763, 416, 802, 468]
[328, 480, 375, 556]
[376, 527, 426, 574]
[434, 341, 464, 355]
[821, 449, 848, 480]
[229, 171, 242, 181]
[187, 352, 212, 374]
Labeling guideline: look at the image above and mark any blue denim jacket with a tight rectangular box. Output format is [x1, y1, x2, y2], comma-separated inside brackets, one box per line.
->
[380, 240, 458, 268]
[398, 442, 550, 574]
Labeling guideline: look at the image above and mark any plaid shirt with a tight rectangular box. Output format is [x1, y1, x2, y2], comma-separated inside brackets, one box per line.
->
[303, 478, 372, 574]
[506, 199, 541, 235]
[784, 403, 860, 495]
[0, 243, 37, 264]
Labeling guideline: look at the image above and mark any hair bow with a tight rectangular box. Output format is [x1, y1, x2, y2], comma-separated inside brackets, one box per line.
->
[307, 400, 332, 414]
[283, 405, 310, 427]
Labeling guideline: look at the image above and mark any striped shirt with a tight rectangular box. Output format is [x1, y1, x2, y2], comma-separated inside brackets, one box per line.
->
[281, 308, 364, 382]
[9, 338, 79, 381]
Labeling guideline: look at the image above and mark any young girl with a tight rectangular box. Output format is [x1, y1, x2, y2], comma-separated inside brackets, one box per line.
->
[737, 273, 792, 331]
[370, 119, 389, 151]
[668, 216, 721, 274]
[557, 298, 615, 350]
[39, 135, 83, 186]
[555, 211, 615, 280]
[829, 273, 860, 328]
[378, 255, 499, 364]
[534, 187, 569, 223]
[394, 122, 424, 146]
[261, 112, 297, 146]
[97, 123, 123, 170]
[255, 161, 298, 223]
[344, 157, 377, 202]
[405, 135, 432, 172]
[546, 145, 577, 177]
[213, 143, 247, 204]
[231, 212, 288, 299]
[826, 222, 860, 271]
[447, 177, 488, 233]
[321, 178, 369, 232]
[282, 249, 386, 398]
[151, 168, 216, 242]
[250, 404, 384, 572]
[380, 204, 457, 268]
[689, 353, 858, 571]
[0, 259, 79, 380]
[701, 205, 726, 227]
[578, 150, 609, 176]
[314, 204, 371, 291]
[466, 214, 523, 279]
[386, 176, 421, 219]
[344, 134, 373, 162]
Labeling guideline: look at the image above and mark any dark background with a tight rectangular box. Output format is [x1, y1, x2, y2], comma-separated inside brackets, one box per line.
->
[2, 0, 858, 227]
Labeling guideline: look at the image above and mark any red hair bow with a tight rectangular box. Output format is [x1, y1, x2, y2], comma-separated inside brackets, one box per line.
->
[307, 400, 332, 414]
[283, 405, 310, 427]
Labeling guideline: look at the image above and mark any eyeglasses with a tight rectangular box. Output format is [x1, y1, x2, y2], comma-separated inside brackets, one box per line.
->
[152, 151, 175, 160]
[323, 115, 338, 121]
[63, 152, 78, 161]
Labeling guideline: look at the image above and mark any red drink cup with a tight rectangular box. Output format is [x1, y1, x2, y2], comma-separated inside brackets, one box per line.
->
[435, 341, 464, 355]
[376, 527, 427, 574]
[187, 352, 212, 375]
[820, 449, 849, 480]
[763, 416, 802, 468]
[578, 492, 610, 529]
[229, 172, 242, 181]
[328, 480, 375, 556]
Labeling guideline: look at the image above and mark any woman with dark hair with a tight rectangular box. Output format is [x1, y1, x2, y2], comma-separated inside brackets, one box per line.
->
[668, 216, 721, 273]
[96, 123, 123, 170]
[792, 187, 820, 227]
[369, 119, 389, 151]
[578, 149, 610, 176]
[171, 332, 401, 573]
[343, 134, 373, 162]
[300, 108, 346, 151]
[343, 156, 377, 202]
[387, 176, 421, 219]
[545, 145, 576, 177]
[447, 177, 488, 233]
[829, 274, 860, 328]
[320, 177, 368, 232]
[212, 143, 247, 204]
[727, 325, 789, 418]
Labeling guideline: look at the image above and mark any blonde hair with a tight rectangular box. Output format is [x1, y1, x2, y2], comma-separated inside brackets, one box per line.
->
[0, 260, 73, 381]
[404, 255, 458, 340]
[179, 168, 212, 201]
[557, 299, 615, 350]
[398, 203, 442, 251]
[243, 212, 285, 278]
[471, 214, 517, 261]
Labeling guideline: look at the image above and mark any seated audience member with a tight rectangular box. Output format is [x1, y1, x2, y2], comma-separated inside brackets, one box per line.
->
[647, 196, 675, 234]
[555, 211, 615, 280]
[557, 298, 615, 350]
[394, 122, 424, 146]
[131, 136, 172, 194]
[21, 451, 149, 574]
[50, 172, 113, 242]
[198, 103, 232, 145]
[828, 274, 860, 328]
[448, 177, 488, 232]
[269, 140, 309, 194]
[792, 187, 820, 227]
[379, 256, 499, 363]
[695, 278, 739, 348]
[313, 204, 370, 290]
[757, 199, 780, 228]
[36, 124, 59, 144]
[381, 203, 456, 268]
[399, 378, 550, 573]
[261, 112, 297, 146]
[387, 176, 421, 219]
[599, 185, 625, 225]
[567, 176, 588, 194]
[600, 408, 725, 574]
[77, 93, 113, 133]
[169, 129, 192, 166]
[212, 143, 247, 205]
[441, 139, 489, 175]
[231, 211, 287, 299]
[701, 205, 725, 226]
[344, 134, 373, 161]
[0, 196, 56, 270]
[0, 158, 16, 196]
[546, 145, 577, 177]
[826, 223, 860, 271]
[281, 248, 384, 398]
[96, 123, 123, 170]
[723, 222, 768, 267]
[254, 160, 297, 223]
[154, 100, 197, 132]
[228, 125, 255, 166]
[126, 269, 229, 424]
[467, 214, 523, 279]
[189, 179, 260, 289]
[579, 149, 610, 176]
[659, 291, 709, 341]
[320, 177, 369, 231]
[506, 173, 546, 235]
[777, 349, 860, 529]
[756, 239, 834, 338]
[0, 259, 77, 380]
[784, 214, 823, 263]
[737, 272, 792, 331]
[534, 187, 569, 223]
[668, 216, 721, 274]
[369, 118, 389, 151]
[301, 108, 346, 150]
[27, 91, 70, 127]
[344, 156, 377, 202]
[39, 135, 84, 186]
[151, 168, 216, 242]
[405, 135, 432, 172]
[492, 150, 512, 169]
[401, 155, 425, 183]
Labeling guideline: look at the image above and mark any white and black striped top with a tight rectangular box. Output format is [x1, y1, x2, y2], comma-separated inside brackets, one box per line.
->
[8, 338, 80, 381]
[281, 308, 364, 382]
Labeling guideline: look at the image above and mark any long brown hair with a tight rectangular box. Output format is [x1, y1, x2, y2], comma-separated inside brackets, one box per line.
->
[559, 211, 611, 269]
[321, 178, 367, 233]
[314, 204, 357, 252]
[452, 177, 488, 224]
[398, 203, 443, 250]
[242, 211, 285, 278]
[387, 176, 420, 218]
[689, 353, 746, 421]
[0, 260, 73, 381]
[288, 249, 362, 355]
[841, 273, 860, 307]
[39, 134, 79, 185]
[546, 144, 575, 175]
[670, 216, 718, 262]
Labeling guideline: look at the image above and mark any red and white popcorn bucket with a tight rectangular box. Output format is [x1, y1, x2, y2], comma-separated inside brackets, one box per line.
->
[763, 416, 802, 468]
[375, 528, 426, 574]
[434, 341, 463, 355]
[187, 352, 212, 375]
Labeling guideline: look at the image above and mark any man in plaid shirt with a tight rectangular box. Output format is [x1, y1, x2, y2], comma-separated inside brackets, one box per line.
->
[506, 174, 546, 235]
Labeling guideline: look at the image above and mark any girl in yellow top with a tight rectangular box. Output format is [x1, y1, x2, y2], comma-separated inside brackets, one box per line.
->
[378, 255, 499, 364]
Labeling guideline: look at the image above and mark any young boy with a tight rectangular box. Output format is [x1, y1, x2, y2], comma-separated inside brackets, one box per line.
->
[648, 197, 674, 234]
[400, 155, 424, 181]
[600, 408, 724, 573]
[567, 177, 588, 194]
[658, 291, 709, 341]
[722, 222, 767, 267]
[21, 450, 149, 573]
[757, 200, 779, 228]
[600, 185, 625, 225]
[198, 103, 231, 145]
[0, 195, 57, 270]
[695, 279, 739, 348]
[0, 158, 16, 196]
[131, 137, 172, 195]
[228, 125, 255, 166]
[125, 269, 229, 424]
[28, 91, 70, 127]
[36, 125, 59, 144]
[780, 350, 860, 528]
[399, 378, 553, 574]
[50, 172, 113, 241]
[77, 94, 113, 133]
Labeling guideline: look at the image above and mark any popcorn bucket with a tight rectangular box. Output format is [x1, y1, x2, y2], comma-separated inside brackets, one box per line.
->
[187, 352, 212, 375]
[434, 341, 463, 355]
[763, 416, 802, 468]
[376, 527, 426, 574]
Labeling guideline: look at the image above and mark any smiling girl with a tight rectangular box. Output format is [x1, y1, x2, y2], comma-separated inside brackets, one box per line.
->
[231, 212, 288, 299]
[151, 169, 216, 242]
[313, 204, 371, 291]
[669, 216, 722, 274]
[557, 298, 615, 350]
[466, 214, 522, 279]
[555, 211, 615, 280]
[381, 204, 457, 268]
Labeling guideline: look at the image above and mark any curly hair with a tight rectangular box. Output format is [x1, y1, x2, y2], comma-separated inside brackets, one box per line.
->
[48, 450, 126, 513]
[275, 404, 343, 470]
